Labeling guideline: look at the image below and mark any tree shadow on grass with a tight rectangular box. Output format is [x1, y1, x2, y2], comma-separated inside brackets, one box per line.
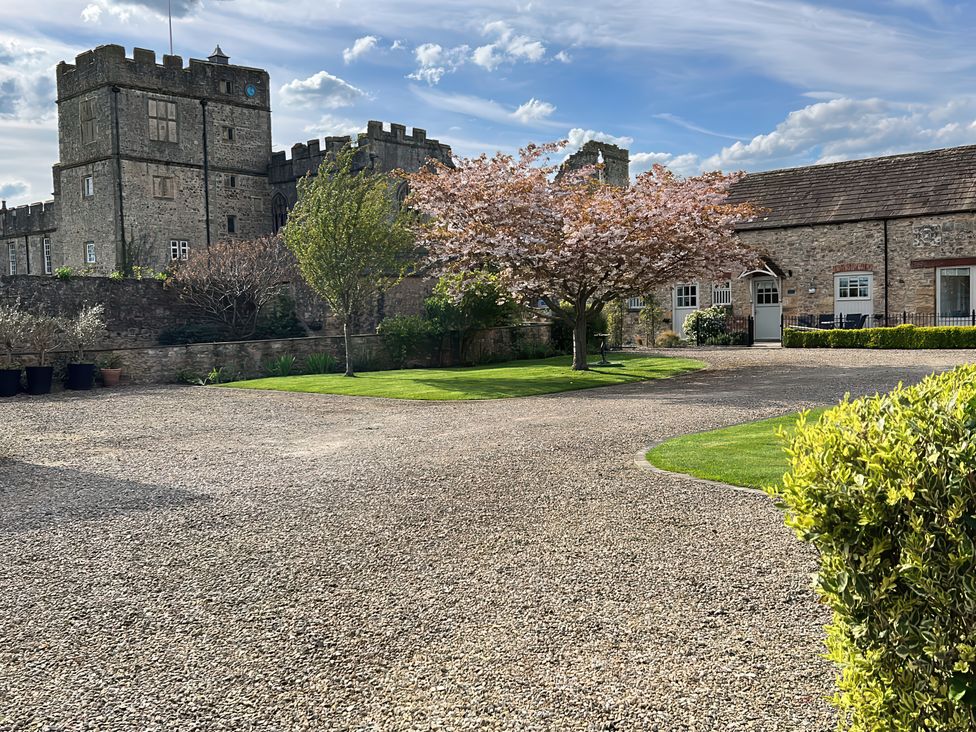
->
[0, 461, 209, 533]
[404, 363, 701, 399]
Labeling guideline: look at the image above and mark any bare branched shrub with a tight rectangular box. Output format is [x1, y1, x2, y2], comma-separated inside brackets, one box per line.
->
[170, 236, 296, 339]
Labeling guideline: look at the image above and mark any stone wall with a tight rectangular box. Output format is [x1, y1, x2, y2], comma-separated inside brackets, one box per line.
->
[10, 323, 552, 385]
[0, 275, 197, 347]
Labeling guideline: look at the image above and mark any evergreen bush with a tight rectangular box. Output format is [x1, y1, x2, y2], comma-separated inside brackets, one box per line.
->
[376, 315, 438, 368]
[783, 324, 976, 348]
[770, 365, 976, 730]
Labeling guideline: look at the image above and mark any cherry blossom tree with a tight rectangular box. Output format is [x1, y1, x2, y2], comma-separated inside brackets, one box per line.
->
[404, 143, 759, 370]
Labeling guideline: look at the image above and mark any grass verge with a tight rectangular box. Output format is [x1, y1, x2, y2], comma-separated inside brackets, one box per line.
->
[221, 354, 705, 401]
[645, 407, 828, 489]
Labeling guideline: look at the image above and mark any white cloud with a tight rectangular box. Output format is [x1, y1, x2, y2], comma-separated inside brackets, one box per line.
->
[279, 71, 368, 109]
[0, 179, 29, 200]
[702, 96, 976, 171]
[390, 40, 405, 51]
[407, 42, 469, 85]
[471, 20, 546, 71]
[653, 113, 744, 141]
[472, 44, 504, 71]
[412, 86, 561, 128]
[343, 35, 378, 64]
[554, 50, 572, 63]
[81, 3, 102, 22]
[0, 36, 59, 123]
[631, 151, 701, 177]
[302, 114, 365, 138]
[565, 128, 634, 150]
[512, 98, 556, 124]
[76, 0, 202, 22]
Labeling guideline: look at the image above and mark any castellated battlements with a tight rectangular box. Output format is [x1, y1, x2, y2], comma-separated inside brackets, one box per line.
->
[0, 200, 58, 236]
[55, 44, 270, 107]
[269, 121, 454, 187]
[561, 140, 631, 187]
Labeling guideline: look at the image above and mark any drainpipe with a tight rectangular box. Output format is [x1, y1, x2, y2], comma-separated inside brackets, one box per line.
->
[883, 219, 889, 325]
[111, 86, 127, 271]
[201, 99, 212, 247]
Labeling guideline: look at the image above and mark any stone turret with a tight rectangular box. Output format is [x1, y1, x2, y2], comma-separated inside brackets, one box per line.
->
[561, 140, 631, 187]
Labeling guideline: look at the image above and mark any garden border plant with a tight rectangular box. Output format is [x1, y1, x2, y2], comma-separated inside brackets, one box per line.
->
[770, 365, 976, 730]
[783, 324, 976, 348]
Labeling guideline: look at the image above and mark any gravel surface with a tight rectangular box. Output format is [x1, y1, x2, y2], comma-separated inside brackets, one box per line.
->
[1, 347, 973, 731]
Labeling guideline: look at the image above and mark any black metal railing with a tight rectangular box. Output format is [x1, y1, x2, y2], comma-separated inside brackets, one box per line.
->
[782, 311, 976, 330]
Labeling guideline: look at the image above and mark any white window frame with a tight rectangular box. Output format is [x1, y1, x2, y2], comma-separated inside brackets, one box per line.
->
[222, 126, 235, 142]
[170, 240, 189, 261]
[82, 175, 94, 198]
[7, 242, 17, 275]
[937, 266, 973, 323]
[626, 296, 645, 311]
[834, 272, 872, 301]
[85, 241, 96, 264]
[712, 281, 732, 307]
[43, 238, 52, 275]
[675, 283, 698, 309]
[755, 279, 780, 305]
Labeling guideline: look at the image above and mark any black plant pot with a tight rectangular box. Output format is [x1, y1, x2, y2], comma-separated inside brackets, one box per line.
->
[25, 366, 54, 395]
[66, 363, 96, 391]
[0, 368, 21, 397]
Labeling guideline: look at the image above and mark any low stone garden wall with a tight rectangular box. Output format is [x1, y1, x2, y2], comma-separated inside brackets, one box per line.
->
[12, 323, 552, 385]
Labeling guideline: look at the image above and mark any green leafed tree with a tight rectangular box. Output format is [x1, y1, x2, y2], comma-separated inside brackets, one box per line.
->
[282, 145, 418, 376]
[424, 271, 520, 363]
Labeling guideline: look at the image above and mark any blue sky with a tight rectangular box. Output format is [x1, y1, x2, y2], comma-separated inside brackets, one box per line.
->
[2, 0, 976, 206]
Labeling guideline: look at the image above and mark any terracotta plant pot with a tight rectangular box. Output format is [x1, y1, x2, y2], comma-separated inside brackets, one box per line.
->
[101, 367, 122, 387]
[25, 366, 54, 395]
[0, 367, 21, 397]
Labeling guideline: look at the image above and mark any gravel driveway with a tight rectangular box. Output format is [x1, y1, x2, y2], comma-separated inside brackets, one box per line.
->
[2, 347, 973, 731]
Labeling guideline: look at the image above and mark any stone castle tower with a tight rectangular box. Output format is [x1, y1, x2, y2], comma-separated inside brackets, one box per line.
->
[2, 43, 631, 277]
[53, 44, 272, 273]
[561, 140, 631, 187]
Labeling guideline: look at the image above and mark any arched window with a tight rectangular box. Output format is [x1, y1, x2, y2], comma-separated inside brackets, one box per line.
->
[271, 193, 289, 233]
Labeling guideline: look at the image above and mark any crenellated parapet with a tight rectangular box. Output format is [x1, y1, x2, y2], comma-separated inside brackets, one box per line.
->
[0, 200, 58, 236]
[561, 140, 631, 187]
[269, 121, 454, 186]
[56, 44, 270, 107]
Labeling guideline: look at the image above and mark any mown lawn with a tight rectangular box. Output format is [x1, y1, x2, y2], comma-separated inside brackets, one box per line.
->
[221, 354, 705, 401]
[646, 407, 828, 489]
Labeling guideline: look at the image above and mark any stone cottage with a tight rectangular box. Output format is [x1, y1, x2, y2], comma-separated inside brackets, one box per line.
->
[634, 145, 976, 341]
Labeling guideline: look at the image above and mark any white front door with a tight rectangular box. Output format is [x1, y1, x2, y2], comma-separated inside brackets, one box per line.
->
[753, 278, 781, 341]
[834, 272, 873, 326]
[673, 283, 699, 337]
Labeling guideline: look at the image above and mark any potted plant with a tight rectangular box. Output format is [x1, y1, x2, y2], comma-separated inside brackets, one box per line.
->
[64, 304, 106, 391]
[99, 353, 123, 387]
[24, 313, 63, 395]
[0, 301, 27, 397]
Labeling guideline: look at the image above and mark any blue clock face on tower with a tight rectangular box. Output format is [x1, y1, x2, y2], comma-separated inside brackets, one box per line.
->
[245, 84, 256, 98]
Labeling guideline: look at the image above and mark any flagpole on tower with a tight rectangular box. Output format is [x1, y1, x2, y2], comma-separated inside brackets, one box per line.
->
[168, 0, 174, 55]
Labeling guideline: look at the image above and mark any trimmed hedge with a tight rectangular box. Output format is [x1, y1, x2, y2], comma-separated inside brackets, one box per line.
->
[770, 366, 976, 729]
[783, 324, 976, 349]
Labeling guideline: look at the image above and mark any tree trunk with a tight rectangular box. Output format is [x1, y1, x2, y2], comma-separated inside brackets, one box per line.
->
[571, 309, 588, 371]
[343, 319, 356, 377]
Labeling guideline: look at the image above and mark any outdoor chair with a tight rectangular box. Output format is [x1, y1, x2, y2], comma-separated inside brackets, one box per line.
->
[843, 313, 866, 329]
[796, 314, 814, 328]
[817, 314, 835, 329]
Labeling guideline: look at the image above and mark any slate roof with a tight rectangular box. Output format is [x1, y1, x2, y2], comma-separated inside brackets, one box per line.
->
[727, 145, 976, 230]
